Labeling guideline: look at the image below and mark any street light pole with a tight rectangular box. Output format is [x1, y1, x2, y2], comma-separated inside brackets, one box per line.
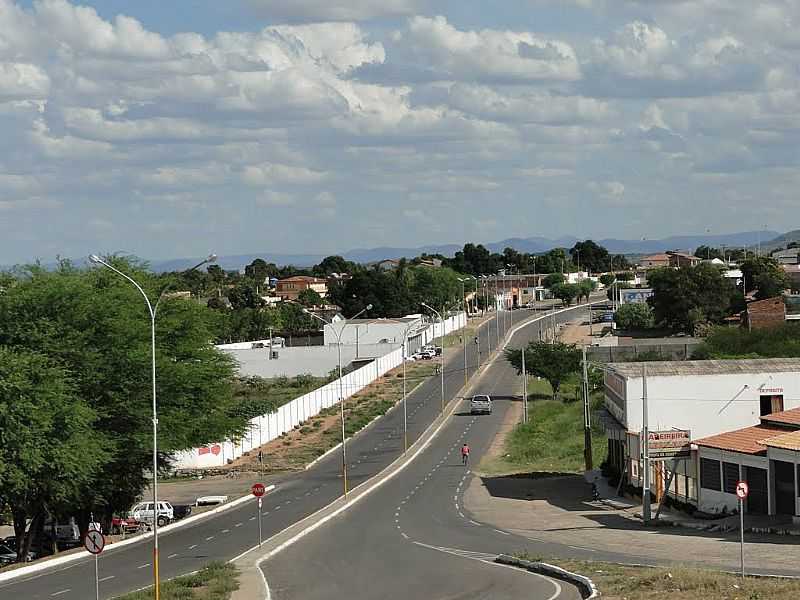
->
[422, 303, 446, 413]
[89, 253, 216, 600]
[400, 321, 417, 453]
[303, 303, 372, 496]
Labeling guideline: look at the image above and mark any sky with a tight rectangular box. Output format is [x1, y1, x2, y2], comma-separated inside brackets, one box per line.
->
[1, 0, 798, 264]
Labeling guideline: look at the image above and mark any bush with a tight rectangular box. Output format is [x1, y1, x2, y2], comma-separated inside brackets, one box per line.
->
[614, 303, 655, 330]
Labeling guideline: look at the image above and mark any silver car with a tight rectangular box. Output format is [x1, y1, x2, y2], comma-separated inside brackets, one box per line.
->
[470, 395, 492, 415]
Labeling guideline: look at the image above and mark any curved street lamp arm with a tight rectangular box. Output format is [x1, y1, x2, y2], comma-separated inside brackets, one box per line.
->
[90, 256, 154, 320]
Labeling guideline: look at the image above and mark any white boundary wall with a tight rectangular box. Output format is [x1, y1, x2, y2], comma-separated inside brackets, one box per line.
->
[172, 312, 466, 469]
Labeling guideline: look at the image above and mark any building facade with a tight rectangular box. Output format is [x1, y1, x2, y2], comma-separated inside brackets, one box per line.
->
[275, 276, 328, 300]
[602, 359, 800, 513]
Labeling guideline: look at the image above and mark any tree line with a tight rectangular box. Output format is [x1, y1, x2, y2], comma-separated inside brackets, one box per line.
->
[0, 259, 268, 560]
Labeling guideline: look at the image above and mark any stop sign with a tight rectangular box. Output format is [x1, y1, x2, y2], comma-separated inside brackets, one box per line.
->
[252, 483, 266, 498]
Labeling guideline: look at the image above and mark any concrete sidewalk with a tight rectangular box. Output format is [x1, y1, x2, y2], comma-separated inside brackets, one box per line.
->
[463, 471, 800, 574]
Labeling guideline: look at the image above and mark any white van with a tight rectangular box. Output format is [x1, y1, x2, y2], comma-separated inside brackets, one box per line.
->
[470, 395, 492, 415]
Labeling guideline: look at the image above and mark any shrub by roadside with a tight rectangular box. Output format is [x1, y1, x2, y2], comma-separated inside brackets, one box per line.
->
[118, 562, 237, 600]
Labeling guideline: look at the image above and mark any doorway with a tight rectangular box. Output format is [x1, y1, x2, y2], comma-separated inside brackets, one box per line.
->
[773, 460, 795, 516]
[744, 466, 768, 515]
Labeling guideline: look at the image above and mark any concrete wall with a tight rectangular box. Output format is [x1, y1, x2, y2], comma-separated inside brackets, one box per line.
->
[696, 447, 768, 514]
[225, 343, 402, 378]
[324, 319, 425, 346]
[606, 371, 800, 440]
[172, 312, 467, 470]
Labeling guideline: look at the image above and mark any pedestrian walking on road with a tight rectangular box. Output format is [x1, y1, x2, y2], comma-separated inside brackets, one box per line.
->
[461, 443, 470, 466]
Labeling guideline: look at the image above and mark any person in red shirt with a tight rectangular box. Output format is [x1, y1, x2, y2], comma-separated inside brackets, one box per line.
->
[461, 443, 470, 466]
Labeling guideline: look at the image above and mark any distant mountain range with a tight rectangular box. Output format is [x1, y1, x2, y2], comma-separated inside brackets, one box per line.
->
[147, 229, 786, 272]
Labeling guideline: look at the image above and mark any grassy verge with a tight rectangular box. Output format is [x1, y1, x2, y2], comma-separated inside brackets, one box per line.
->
[118, 562, 237, 600]
[233, 360, 438, 473]
[478, 376, 605, 475]
[518, 556, 800, 600]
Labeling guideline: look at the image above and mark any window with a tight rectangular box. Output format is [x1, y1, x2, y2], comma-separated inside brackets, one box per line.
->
[723, 462, 739, 494]
[760, 394, 784, 416]
[700, 458, 721, 491]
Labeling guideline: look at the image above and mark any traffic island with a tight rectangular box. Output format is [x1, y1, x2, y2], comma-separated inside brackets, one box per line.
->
[497, 555, 599, 599]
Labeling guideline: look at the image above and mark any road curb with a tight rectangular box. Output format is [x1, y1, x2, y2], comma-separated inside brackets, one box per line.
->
[495, 555, 601, 599]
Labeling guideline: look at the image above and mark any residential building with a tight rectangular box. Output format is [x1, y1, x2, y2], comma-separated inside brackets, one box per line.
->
[743, 297, 787, 331]
[783, 265, 800, 292]
[275, 275, 328, 301]
[773, 248, 800, 265]
[601, 359, 800, 514]
[667, 251, 701, 268]
[418, 258, 443, 268]
[640, 254, 670, 269]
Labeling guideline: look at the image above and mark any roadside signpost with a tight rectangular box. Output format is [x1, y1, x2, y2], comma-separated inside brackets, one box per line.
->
[84, 528, 105, 600]
[252, 483, 266, 546]
[736, 480, 749, 578]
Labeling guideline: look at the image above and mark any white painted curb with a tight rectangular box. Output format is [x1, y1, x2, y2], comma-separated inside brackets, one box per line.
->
[0, 485, 275, 584]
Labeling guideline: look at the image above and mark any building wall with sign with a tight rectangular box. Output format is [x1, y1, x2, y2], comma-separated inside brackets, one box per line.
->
[604, 370, 800, 440]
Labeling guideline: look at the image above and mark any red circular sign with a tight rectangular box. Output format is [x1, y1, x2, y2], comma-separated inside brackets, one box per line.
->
[252, 483, 266, 497]
[736, 480, 749, 500]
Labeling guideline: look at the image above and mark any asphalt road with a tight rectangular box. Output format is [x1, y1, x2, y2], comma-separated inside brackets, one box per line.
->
[263, 309, 588, 600]
[0, 306, 576, 599]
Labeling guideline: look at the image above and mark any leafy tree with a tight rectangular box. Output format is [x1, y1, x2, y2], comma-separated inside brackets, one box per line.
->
[599, 274, 616, 287]
[227, 281, 265, 310]
[576, 279, 596, 302]
[505, 341, 582, 400]
[570, 240, 611, 273]
[693, 323, 800, 359]
[543, 273, 565, 289]
[297, 288, 324, 307]
[0, 348, 107, 559]
[0, 261, 243, 527]
[740, 257, 790, 300]
[313, 255, 357, 276]
[551, 282, 579, 306]
[614, 303, 655, 330]
[694, 245, 725, 261]
[647, 264, 737, 333]
[244, 258, 278, 283]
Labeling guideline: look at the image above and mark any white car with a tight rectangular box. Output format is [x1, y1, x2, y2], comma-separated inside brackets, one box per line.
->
[470, 394, 492, 415]
[130, 501, 174, 527]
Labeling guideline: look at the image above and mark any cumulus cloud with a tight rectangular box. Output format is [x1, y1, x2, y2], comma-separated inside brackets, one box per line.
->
[584, 21, 765, 97]
[399, 16, 581, 82]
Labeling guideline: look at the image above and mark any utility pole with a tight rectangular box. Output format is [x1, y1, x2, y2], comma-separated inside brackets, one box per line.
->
[642, 363, 651, 523]
[521, 344, 528, 423]
[582, 346, 592, 470]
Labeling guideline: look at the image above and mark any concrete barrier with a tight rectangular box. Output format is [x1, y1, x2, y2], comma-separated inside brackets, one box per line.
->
[495, 555, 600, 599]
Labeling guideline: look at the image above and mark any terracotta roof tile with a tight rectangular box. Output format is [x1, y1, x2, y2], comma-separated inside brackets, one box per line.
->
[694, 424, 787, 455]
[763, 430, 800, 451]
[760, 407, 800, 427]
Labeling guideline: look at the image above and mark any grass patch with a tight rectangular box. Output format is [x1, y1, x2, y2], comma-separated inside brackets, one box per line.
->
[519, 556, 800, 600]
[117, 562, 238, 600]
[478, 376, 605, 475]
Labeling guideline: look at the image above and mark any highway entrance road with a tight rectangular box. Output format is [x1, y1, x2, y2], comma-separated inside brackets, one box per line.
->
[2, 306, 586, 599]
[263, 309, 591, 599]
